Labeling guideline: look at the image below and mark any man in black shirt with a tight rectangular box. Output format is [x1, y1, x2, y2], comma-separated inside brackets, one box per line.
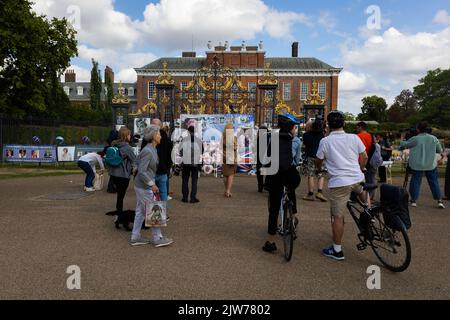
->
[377, 134, 392, 183]
[180, 125, 203, 203]
[302, 119, 327, 202]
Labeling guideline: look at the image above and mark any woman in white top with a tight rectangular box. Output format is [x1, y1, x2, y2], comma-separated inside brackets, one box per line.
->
[77, 152, 105, 192]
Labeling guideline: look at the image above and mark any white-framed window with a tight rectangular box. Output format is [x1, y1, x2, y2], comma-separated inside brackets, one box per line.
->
[283, 82, 292, 101]
[265, 90, 274, 100]
[181, 81, 188, 99]
[148, 81, 155, 99]
[77, 86, 84, 96]
[128, 87, 134, 96]
[63, 86, 70, 96]
[231, 84, 239, 101]
[319, 82, 326, 99]
[300, 82, 309, 101]
[216, 81, 222, 100]
[248, 82, 256, 101]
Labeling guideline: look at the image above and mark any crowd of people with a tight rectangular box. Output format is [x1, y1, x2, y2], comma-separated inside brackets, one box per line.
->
[75, 113, 449, 259]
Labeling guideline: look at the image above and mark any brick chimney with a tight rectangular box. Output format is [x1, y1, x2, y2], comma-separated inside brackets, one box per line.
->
[65, 69, 76, 83]
[104, 66, 114, 83]
[182, 51, 196, 58]
[292, 42, 299, 57]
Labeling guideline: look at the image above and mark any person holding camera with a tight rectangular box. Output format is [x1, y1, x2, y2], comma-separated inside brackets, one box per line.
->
[400, 122, 445, 209]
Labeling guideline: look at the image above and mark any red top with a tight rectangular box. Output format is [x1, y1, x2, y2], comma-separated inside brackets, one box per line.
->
[357, 132, 373, 153]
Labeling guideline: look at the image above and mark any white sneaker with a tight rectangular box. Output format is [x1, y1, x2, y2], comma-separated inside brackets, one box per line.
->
[130, 238, 152, 246]
[410, 201, 417, 207]
[153, 237, 173, 248]
[438, 201, 445, 209]
[85, 187, 95, 192]
[168, 196, 173, 200]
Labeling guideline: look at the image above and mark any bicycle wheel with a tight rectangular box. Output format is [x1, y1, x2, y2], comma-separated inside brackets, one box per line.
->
[283, 201, 294, 262]
[369, 214, 411, 272]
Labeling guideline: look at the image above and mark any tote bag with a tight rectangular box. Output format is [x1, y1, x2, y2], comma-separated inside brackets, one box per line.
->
[145, 193, 168, 227]
[94, 173, 104, 191]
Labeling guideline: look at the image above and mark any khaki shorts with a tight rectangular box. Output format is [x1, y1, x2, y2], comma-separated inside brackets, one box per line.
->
[329, 183, 364, 218]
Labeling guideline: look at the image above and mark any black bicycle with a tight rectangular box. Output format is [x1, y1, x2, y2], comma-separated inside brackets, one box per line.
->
[277, 186, 296, 262]
[347, 183, 412, 272]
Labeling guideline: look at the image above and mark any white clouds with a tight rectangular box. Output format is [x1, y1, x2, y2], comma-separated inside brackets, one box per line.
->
[318, 12, 336, 32]
[264, 10, 310, 38]
[138, 0, 310, 50]
[76, 45, 157, 82]
[339, 71, 368, 92]
[338, 71, 394, 114]
[339, 27, 450, 114]
[117, 68, 138, 83]
[434, 10, 450, 25]
[342, 27, 450, 80]
[77, 45, 157, 70]
[32, 0, 140, 50]
[33, 0, 310, 82]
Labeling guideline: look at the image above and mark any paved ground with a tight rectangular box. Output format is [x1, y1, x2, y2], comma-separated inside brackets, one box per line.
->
[0, 173, 449, 300]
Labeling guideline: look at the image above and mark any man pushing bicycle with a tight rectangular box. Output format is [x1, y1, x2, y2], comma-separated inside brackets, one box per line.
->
[315, 111, 368, 261]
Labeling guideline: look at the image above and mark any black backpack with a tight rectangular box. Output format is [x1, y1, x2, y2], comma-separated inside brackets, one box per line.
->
[380, 184, 411, 231]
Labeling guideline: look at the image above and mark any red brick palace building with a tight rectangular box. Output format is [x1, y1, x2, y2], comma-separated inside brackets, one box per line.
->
[134, 42, 341, 125]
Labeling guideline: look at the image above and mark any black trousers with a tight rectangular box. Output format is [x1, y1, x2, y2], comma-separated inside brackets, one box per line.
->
[268, 166, 301, 236]
[107, 176, 117, 193]
[111, 176, 130, 221]
[256, 164, 264, 191]
[182, 166, 199, 200]
[445, 158, 450, 199]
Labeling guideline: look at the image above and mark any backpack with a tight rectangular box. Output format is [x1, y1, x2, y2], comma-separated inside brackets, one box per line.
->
[367, 135, 383, 169]
[369, 143, 383, 169]
[105, 146, 123, 167]
[380, 184, 411, 231]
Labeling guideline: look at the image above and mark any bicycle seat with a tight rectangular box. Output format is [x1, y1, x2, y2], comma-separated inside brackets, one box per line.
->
[362, 183, 378, 191]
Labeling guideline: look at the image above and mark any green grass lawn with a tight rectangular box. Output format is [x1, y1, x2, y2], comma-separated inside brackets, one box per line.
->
[0, 162, 83, 179]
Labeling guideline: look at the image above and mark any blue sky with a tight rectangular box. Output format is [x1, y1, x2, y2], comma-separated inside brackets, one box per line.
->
[33, 0, 450, 114]
[108, 0, 449, 63]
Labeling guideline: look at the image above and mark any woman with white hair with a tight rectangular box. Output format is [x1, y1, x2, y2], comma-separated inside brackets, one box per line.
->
[131, 125, 173, 247]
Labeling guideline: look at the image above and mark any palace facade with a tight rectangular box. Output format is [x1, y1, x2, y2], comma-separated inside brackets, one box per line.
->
[134, 42, 342, 125]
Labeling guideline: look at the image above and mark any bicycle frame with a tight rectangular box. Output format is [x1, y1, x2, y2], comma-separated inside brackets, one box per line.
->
[278, 186, 291, 235]
[346, 191, 376, 245]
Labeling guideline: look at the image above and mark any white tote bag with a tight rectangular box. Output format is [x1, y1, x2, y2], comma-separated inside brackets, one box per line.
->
[94, 173, 104, 191]
[145, 196, 168, 228]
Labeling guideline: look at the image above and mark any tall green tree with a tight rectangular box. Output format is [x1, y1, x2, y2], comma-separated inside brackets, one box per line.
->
[344, 112, 356, 121]
[89, 59, 102, 110]
[105, 70, 114, 111]
[357, 95, 388, 123]
[414, 68, 450, 129]
[387, 89, 419, 123]
[0, 0, 77, 118]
